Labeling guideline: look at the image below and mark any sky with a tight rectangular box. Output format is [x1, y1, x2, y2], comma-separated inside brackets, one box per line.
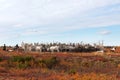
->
[0, 0, 120, 46]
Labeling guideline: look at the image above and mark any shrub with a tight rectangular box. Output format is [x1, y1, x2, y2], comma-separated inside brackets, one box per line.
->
[37, 59, 46, 68]
[16, 62, 31, 69]
[68, 69, 76, 74]
[44, 57, 59, 69]
[9, 56, 35, 69]
[0, 58, 2, 62]
[11, 56, 34, 63]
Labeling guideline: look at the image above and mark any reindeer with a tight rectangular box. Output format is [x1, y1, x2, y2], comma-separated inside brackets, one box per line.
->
[35, 45, 43, 52]
[49, 46, 60, 52]
[110, 47, 116, 53]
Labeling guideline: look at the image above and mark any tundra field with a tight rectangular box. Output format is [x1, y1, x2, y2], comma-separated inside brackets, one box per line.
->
[0, 50, 120, 80]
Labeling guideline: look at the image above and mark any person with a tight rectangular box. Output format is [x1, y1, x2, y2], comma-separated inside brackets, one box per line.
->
[14, 44, 19, 50]
[16, 44, 19, 49]
[3, 44, 6, 51]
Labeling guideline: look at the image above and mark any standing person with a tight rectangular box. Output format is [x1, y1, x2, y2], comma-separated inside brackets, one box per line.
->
[3, 44, 6, 51]
[14, 44, 19, 50]
[15, 44, 19, 49]
[15, 44, 19, 53]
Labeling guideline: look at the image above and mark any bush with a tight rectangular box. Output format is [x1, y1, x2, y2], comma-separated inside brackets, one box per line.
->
[69, 69, 76, 74]
[44, 57, 59, 69]
[0, 58, 2, 62]
[38, 59, 45, 67]
[9, 56, 35, 69]
[16, 62, 31, 69]
[11, 56, 34, 63]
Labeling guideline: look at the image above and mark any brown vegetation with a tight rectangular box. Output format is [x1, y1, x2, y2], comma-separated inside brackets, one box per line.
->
[0, 49, 120, 80]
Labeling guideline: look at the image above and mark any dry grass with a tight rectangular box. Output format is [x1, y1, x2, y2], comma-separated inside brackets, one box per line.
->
[0, 49, 120, 80]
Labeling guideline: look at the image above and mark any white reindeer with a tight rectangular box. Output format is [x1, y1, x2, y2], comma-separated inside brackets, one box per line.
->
[21, 42, 28, 51]
[35, 46, 43, 52]
[49, 46, 60, 52]
[21, 42, 33, 52]
[67, 46, 75, 52]
[111, 47, 115, 52]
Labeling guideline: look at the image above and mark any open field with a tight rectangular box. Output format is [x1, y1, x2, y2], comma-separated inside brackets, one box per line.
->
[0, 50, 120, 80]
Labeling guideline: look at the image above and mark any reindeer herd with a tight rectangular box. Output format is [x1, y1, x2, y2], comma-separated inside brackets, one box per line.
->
[1, 42, 117, 54]
[21, 42, 104, 53]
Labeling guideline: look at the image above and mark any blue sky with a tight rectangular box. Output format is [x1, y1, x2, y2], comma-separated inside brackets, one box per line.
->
[0, 0, 120, 46]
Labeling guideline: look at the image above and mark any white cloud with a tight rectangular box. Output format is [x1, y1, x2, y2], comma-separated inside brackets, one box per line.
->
[13, 24, 24, 28]
[0, 0, 120, 25]
[23, 29, 48, 36]
[99, 30, 111, 35]
[0, 0, 120, 44]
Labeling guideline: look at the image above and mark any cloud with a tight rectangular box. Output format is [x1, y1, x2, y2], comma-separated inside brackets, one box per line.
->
[0, 0, 120, 44]
[0, 0, 120, 26]
[23, 29, 48, 36]
[99, 30, 111, 35]
[13, 24, 23, 28]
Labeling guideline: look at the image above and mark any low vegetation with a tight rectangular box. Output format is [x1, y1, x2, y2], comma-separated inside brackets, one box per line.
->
[0, 52, 120, 80]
